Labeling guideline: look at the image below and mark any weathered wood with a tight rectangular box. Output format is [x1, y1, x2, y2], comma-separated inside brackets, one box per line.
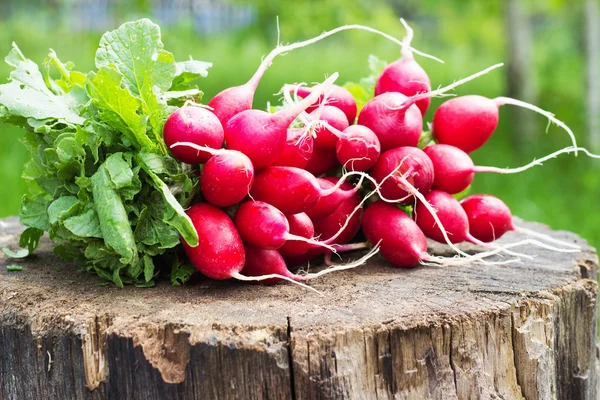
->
[0, 216, 597, 399]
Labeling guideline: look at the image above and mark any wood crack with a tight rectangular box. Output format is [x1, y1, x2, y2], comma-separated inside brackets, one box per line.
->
[287, 316, 297, 400]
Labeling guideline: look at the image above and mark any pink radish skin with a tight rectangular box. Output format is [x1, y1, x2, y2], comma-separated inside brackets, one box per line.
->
[370, 146, 434, 204]
[424, 144, 475, 194]
[432, 94, 578, 154]
[357, 92, 423, 151]
[208, 85, 255, 127]
[271, 128, 314, 169]
[460, 194, 514, 242]
[182, 203, 245, 280]
[278, 213, 315, 258]
[241, 244, 297, 285]
[432, 95, 499, 154]
[414, 191, 471, 244]
[313, 179, 363, 244]
[163, 107, 224, 164]
[335, 125, 381, 171]
[234, 201, 330, 251]
[200, 150, 254, 207]
[304, 148, 339, 176]
[362, 201, 428, 268]
[305, 177, 361, 221]
[225, 75, 337, 170]
[250, 166, 349, 215]
[309, 106, 349, 150]
[375, 56, 431, 115]
[288, 84, 358, 124]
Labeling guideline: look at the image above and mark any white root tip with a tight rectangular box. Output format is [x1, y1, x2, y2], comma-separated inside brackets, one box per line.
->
[301, 243, 381, 279]
[231, 272, 322, 295]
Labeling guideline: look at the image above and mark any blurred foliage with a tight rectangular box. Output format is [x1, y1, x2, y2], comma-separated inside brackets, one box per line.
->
[0, 0, 598, 253]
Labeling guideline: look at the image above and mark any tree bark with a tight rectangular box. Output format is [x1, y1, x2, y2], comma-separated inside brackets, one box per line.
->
[504, 0, 539, 152]
[586, 0, 600, 151]
[0, 216, 597, 399]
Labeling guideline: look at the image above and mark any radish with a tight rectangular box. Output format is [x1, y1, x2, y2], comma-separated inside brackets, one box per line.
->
[414, 191, 470, 244]
[359, 63, 504, 152]
[287, 84, 358, 124]
[271, 128, 314, 169]
[242, 243, 380, 286]
[375, 19, 432, 115]
[278, 213, 315, 258]
[357, 91, 423, 150]
[308, 106, 349, 150]
[182, 203, 246, 280]
[423, 144, 598, 195]
[304, 148, 339, 176]
[460, 194, 512, 242]
[250, 166, 358, 215]
[233, 201, 334, 251]
[305, 177, 362, 221]
[369, 146, 434, 204]
[163, 106, 223, 164]
[424, 144, 475, 194]
[170, 143, 253, 207]
[460, 194, 581, 251]
[225, 74, 338, 170]
[182, 203, 329, 288]
[432, 95, 578, 154]
[335, 125, 381, 172]
[208, 23, 442, 125]
[312, 179, 363, 244]
[362, 201, 429, 268]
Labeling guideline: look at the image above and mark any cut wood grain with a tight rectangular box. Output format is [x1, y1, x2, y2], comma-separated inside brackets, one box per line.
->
[0, 216, 597, 399]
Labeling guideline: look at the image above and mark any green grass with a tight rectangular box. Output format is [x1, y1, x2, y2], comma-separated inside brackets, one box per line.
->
[1, 16, 598, 254]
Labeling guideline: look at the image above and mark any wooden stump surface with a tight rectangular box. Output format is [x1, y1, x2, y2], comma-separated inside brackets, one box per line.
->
[0, 216, 598, 400]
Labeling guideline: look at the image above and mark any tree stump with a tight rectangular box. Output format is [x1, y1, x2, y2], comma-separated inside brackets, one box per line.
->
[0, 216, 598, 400]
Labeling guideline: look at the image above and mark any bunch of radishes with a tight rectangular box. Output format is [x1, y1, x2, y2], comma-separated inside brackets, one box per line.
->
[162, 21, 581, 288]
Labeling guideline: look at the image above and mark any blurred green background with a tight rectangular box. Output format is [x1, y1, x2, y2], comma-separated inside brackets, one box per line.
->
[1, 0, 599, 248]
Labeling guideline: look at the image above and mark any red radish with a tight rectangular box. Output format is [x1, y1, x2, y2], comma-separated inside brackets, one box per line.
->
[460, 194, 582, 251]
[241, 245, 296, 285]
[305, 177, 362, 221]
[168, 143, 254, 207]
[335, 125, 381, 171]
[242, 243, 379, 286]
[358, 64, 505, 153]
[460, 194, 513, 243]
[225, 74, 338, 170]
[271, 128, 314, 169]
[362, 201, 428, 268]
[250, 166, 355, 215]
[233, 201, 334, 251]
[163, 107, 223, 164]
[369, 146, 434, 204]
[375, 20, 431, 115]
[423, 143, 589, 195]
[182, 203, 245, 280]
[414, 190, 472, 244]
[287, 84, 358, 124]
[207, 23, 441, 126]
[357, 92, 423, 151]
[424, 144, 475, 194]
[433, 95, 578, 154]
[308, 106, 349, 150]
[278, 213, 315, 258]
[200, 150, 254, 207]
[313, 180, 363, 244]
[304, 148, 339, 176]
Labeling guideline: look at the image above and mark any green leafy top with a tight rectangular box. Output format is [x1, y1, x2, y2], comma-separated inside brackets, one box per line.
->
[0, 19, 209, 287]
